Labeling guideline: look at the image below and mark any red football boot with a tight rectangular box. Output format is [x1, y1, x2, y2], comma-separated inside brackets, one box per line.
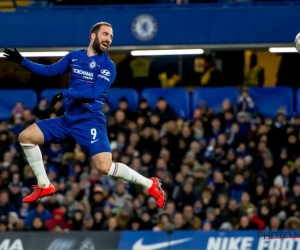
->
[148, 177, 166, 208]
[23, 184, 56, 203]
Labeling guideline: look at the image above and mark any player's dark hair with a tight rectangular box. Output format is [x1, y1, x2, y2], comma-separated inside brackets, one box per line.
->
[90, 22, 112, 38]
[119, 97, 127, 103]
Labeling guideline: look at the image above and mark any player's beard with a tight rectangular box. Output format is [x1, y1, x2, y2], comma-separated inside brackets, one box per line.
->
[92, 36, 108, 54]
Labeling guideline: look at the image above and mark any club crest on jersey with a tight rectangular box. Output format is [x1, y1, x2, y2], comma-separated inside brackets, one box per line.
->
[89, 60, 96, 69]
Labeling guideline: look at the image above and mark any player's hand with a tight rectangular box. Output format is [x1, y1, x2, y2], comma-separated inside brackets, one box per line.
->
[3, 48, 24, 65]
[50, 92, 64, 107]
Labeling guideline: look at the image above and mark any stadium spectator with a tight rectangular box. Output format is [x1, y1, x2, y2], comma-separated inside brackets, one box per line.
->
[154, 97, 178, 124]
[7, 212, 19, 231]
[129, 56, 159, 90]
[267, 216, 283, 230]
[82, 214, 95, 231]
[0, 190, 16, 217]
[238, 215, 258, 230]
[158, 65, 181, 87]
[105, 216, 120, 231]
[199, 56, 223, 86]
[243, 53, 265, 87]
[246, 207, 265, 230]
[237, 87, 255, 115]
[30, 217, 48, 231]
[22, 108, 36, 128]
[71, 210, 84, 230]
[33, 98, 51, 120]
[11, 102, 24, 118]
[45, 208, 70, 231]
[118, 98, 136, 122]
[182, 205, 201, 229]
[8, 181, 22, 209]
[173, 212, 189, 230]
[24, 203, 51, 228]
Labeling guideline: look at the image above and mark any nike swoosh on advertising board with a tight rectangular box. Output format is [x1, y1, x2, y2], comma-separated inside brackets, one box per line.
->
[132, 237, 193, 250]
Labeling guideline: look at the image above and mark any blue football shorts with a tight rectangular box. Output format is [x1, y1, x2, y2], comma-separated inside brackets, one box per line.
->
[36, 112, 111, 156]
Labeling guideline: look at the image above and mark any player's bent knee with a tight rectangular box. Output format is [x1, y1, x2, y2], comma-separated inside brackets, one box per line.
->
[92, 153, 112, 175]
[18, 124, 44, 144]
[97, 160, 112, 175]
[19, 131, 32, 144]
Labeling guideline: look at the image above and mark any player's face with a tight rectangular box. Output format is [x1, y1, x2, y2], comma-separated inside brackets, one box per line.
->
[92, 25, 113, 53]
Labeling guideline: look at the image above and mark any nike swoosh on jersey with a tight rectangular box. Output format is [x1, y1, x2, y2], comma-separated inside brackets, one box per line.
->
[72, 59, 78, 62]
[91, 139, 99, 144]
[132, 237, 193, 250]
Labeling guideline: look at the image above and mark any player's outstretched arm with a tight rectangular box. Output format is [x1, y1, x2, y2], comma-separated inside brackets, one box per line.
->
[62, 63, 116, 100]
[3, 48, 71, 76]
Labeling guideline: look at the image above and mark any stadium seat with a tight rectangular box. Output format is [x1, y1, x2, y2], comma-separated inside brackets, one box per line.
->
[141, 88, 190, 119]
[192, 87, 240, 113]
[0, 89, 37, 120]
[249, 87, 294, 118]
[296, 88, 300, 116]
[106, 88, 139, 111]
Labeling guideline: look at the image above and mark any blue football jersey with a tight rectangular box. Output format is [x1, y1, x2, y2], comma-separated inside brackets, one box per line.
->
[21, 49, 116, 116]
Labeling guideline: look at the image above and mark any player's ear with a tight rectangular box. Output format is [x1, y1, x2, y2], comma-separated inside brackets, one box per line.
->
[91, 33, 96, 40]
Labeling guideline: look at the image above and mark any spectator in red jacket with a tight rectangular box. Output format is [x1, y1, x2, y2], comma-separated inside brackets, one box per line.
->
[45, 208, 70, 231]
[246, 208, 265, 230]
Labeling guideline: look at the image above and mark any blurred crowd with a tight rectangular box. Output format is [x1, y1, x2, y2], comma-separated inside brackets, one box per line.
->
[1, 87, 300, 232]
